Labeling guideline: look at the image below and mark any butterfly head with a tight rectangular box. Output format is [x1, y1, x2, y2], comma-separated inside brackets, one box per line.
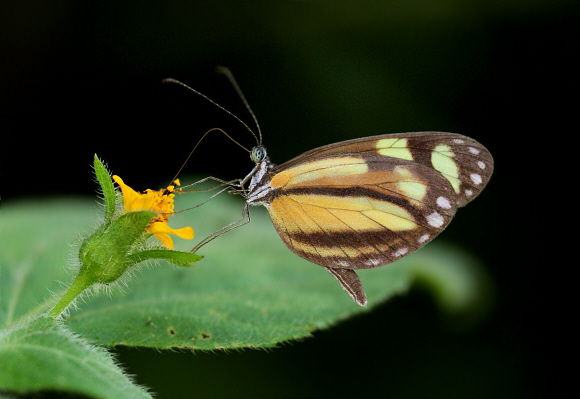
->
[250, 145, 267, 164]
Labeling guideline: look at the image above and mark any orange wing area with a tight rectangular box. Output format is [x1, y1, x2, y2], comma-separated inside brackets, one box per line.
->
[266, 156, 458, 270]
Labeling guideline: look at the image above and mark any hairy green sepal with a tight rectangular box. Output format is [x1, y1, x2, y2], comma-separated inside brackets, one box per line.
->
[79, 210, 158, 283]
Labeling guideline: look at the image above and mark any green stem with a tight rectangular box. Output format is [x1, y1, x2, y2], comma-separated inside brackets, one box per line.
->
[48, 272, 92, 318]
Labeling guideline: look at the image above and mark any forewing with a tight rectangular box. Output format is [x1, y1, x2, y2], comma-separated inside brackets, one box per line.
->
[276, 132, 493, 207]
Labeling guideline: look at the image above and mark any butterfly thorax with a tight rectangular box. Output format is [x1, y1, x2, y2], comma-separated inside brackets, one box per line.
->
[245, 157, 276, 206]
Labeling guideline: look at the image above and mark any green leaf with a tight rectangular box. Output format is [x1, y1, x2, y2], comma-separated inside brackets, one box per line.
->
[1, 189, 490, 351]
[0, 316, 151, 399]
[0, 200, 94, 326]
[93, 154, 116, 226]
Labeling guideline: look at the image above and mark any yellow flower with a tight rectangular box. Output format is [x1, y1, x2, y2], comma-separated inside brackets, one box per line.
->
[112, 175, 194, 249]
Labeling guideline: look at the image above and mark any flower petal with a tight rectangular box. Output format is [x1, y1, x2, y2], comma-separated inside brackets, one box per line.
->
[112, 175, 141, 211]
[170, 226, 194, 240]
[148, 221, 194, 249]
[154, 233, 175, 249]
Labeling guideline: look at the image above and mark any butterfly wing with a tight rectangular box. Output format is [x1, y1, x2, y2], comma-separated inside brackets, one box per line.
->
[264, 132, 493, 304]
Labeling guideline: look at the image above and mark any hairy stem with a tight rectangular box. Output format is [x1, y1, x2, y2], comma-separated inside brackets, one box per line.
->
[48, 272, 92, 318]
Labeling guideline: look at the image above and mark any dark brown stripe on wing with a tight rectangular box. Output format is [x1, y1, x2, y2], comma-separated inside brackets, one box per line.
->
[289, 229, 425, 249]
[278, 185, 412, 206]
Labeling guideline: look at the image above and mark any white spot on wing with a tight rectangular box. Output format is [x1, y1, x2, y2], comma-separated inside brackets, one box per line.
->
[427, 211, 444, 228]
[394, 248, 408, 257]
[365, 258, 382, 267]
[470, 173, 482, 185]
[418, 234, 430, 243]
[469, 147, 480, 155]
[436, 196, 452, 209]
[478, 161, 486, 170]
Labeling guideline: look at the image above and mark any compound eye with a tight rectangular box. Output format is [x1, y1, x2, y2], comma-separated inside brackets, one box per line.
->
[250, 146, 267, 163]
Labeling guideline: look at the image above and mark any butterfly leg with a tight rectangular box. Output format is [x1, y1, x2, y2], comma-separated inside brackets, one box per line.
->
[324, 267, 367, 306]
[180, 176, 243, 190]
[190, 202, 251, 253]
[173, 176, 244, 214]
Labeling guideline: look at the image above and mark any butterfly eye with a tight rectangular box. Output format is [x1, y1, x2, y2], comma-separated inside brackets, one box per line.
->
[250, 146, 267, 163]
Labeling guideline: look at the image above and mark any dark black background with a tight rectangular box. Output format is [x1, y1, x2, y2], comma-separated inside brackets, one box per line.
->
[2, 2, 573, 398]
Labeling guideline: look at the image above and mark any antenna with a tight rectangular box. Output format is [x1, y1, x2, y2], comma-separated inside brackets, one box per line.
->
[215, 66, 263, 145]
[162, 77, 260, 146]
[162, 70, 263, 188]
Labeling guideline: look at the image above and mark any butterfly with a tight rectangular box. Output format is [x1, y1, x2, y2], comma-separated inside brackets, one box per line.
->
[165, 72, 494, 306]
